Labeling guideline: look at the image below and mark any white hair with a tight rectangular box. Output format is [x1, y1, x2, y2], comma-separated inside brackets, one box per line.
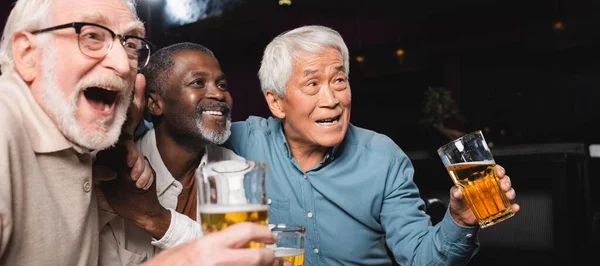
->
[258, 25, 350, 97]
[0, 0, 139, 73]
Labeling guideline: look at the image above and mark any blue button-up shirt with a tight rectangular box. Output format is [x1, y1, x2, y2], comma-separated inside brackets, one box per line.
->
[225, 116, 479, 266]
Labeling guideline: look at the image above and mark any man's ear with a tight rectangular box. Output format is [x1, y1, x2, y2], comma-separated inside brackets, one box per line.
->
[264, 90, 285, 119]
[146, 92, 164, 117]
[11, 31, 38, 82]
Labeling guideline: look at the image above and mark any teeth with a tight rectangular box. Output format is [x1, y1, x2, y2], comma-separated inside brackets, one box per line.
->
[203, 110, 223, 116]
[104, 103, 109, 111]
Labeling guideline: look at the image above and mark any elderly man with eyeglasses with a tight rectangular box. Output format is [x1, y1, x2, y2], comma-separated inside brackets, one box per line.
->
[0, 0, 276, 265]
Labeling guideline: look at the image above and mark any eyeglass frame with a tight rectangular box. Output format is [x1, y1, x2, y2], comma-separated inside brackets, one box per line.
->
[30, 22, 155, 70]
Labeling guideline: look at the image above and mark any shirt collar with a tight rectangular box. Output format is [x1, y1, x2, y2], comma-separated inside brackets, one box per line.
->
[2, 71, 80, 153]
[140, 129, 210, 197]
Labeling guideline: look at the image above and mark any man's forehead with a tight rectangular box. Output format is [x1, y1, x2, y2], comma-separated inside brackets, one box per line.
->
[53, 0, 145, 36]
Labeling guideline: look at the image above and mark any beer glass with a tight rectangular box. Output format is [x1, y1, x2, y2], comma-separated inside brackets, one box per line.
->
[437, 130, 514, 228]
[196, 160, 268, 244]
[269, 224, 305, 266]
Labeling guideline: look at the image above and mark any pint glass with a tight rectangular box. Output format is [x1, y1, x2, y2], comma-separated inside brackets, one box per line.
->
[437, 130, 514, 228]
[196, 160, 268, 242]
[269, 224, 305, 266]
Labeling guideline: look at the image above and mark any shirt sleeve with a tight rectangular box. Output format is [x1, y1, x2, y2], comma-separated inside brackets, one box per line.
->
[151, 208, 203, 249]
[380, 148, 479, 266]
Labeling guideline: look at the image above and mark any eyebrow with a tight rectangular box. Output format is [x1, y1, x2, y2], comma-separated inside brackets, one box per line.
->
[335, 65, 347, 73]
[303, 69, 318, 78]
[80, 12, 146, 37]
[189, 71, 227, 81]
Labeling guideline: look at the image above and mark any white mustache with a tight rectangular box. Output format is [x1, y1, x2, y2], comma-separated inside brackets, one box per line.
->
[76, 71, 132, 93]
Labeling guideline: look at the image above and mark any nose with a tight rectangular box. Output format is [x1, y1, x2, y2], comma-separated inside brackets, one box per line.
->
[100, 38, 133, 77]
[205, 83, 226, 101]
[319, 84, 338, 108]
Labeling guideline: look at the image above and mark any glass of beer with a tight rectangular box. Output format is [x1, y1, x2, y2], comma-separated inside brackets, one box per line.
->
[437, 130, 514, 228]
[268, 224, 305, 266]
[196, 159, 269, 246]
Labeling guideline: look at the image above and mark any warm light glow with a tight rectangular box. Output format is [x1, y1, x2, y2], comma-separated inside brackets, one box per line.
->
[279, 0, 291, 5]
[396, 49, 405, 56]
[553, 20, 565, 30]
[355, 55, 365, 63]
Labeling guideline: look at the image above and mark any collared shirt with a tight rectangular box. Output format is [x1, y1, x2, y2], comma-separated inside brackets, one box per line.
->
[0, 71, 98, 265]
[225, 116, 480, 266]
[99, 128, 242, 265]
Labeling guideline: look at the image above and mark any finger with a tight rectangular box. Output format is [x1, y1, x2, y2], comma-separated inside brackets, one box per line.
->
[495, 164, 506, 178]
[134, 73, 146, 101]
[450, 186, 463, 200]
[214, 222, 276, 248]
[505, 188, 516, 200]
[272, 258, 293, 266]
[500, 175, 512, 191]
[137, 162, 153, 190]
[227, 248, 276, 266]
[130, 154, 145, 182]
[511, 203, 521, 213]
[92, 165, 117, 184]
[124, 142, 138, 168]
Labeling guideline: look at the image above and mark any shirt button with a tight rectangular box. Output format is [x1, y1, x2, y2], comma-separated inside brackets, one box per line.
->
[466, 233, 473, 239]
[267, 198, 272, 205]
[83, 181, 91, 193]
[303, 174, 308, 179]
[314, 248, 320, 254]
[307, 212, 313, 218]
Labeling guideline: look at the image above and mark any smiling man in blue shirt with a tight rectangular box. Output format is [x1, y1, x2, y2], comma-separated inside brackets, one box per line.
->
[224, 25, 520, 265]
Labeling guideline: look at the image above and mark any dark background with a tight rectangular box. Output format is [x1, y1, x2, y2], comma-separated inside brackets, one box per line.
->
[133, 0, 600, 153]
[2, 0, 600, 152]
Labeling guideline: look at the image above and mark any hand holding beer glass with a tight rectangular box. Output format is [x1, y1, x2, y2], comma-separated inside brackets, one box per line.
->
[196, 160, 269, 247]
[269, 224, 305, 266]
[437, 130, 515, 228]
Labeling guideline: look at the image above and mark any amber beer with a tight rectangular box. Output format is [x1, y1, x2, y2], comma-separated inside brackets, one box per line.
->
[199, 204, 268, 248]
[446, 160, 514, 228]
[274, 248, 305, 266]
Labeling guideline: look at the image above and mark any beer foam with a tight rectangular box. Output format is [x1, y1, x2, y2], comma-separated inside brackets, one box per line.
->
[274, 248, 304, 257]
[449, 160, 495, 166]
[199, 204, 268, 214]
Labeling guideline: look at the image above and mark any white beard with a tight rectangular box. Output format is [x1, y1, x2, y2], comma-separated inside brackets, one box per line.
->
[195, 114, 231, 145]
[40, 43, 131, 150]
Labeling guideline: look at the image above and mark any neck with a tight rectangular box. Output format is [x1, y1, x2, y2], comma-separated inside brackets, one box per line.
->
[284, 130, 329, 172]
[154, 126, 207, 186]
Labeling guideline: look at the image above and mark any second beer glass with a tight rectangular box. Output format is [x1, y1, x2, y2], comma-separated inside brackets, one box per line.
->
[437, 130, 515, 228]
[196, 159, 268, 246]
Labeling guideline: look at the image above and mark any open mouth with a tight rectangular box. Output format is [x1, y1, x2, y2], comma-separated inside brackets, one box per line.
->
[83, 87, 119, 112]
[199, 102, 230, 118]
[316, 114, 341, 126]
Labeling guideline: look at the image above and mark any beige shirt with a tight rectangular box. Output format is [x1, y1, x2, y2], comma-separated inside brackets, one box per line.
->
[99, 128, 243, 265]
[0, 71, 99, 265]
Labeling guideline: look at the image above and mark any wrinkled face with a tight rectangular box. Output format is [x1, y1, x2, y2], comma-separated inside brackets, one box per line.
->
[279, 46, 351, 148]
[161, 50, 233, 148]
[30, 0, 143, 150]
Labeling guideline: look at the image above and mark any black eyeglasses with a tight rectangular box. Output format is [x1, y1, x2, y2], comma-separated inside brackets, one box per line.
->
[31, 22, 154, 70]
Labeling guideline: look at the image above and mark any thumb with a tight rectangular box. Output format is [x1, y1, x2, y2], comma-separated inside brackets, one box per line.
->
[93, 165, 117, 184]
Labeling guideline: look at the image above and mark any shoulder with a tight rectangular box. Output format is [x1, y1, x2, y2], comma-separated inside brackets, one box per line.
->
[346, 124, 405, 157]
[232, 116, 278, 136]
[0, 90, 24, 137]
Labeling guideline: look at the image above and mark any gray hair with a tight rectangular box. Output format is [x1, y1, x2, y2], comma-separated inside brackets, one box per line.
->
[258, 25, 350, 97]
[0, 0, 140, 73]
